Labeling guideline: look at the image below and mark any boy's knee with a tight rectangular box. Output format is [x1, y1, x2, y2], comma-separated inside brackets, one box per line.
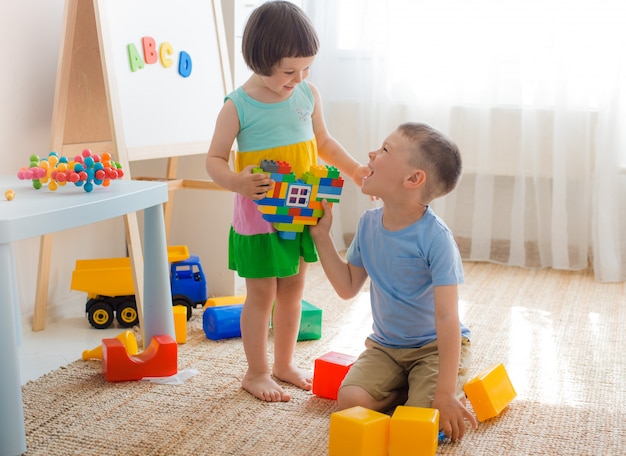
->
[337, 385, 369, 410]
[338, 385, 402, 412]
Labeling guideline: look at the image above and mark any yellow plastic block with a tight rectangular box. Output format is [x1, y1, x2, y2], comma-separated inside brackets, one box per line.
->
[310, 164, 329, 177]
[329, 406, 390, 456]
[82, 330, 138, 360]
[293, 216, 318, 225]
[464, 362, 517, 422]
[258, 205, 278, 214]
[278, 181, 288, 199]
[173, 306, 187, 344]
[203, 295, 247, 309]
[389, 406, 439, 456]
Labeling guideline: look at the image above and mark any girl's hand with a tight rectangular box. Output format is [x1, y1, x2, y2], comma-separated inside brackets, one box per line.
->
[351, 165, 371, 187]
[352, 165, 379, 201]
[236, 165, 274, 200]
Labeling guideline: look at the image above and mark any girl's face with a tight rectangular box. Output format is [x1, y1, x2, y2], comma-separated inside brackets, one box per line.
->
[260, 56, 315, 99]
[362, 129, 416, 198]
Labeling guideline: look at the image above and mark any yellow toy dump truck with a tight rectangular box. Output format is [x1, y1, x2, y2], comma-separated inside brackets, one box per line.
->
[71, 245, 207, 329]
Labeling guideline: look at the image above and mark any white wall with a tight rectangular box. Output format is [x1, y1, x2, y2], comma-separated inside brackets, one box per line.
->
[3, 0, 350, 329]
[2, 1, 238, 328]
[1, 1, 130, 324]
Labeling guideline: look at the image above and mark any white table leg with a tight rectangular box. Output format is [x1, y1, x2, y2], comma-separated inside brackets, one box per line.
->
[0, 243, 27, 455]
[142, 204, 175, 345]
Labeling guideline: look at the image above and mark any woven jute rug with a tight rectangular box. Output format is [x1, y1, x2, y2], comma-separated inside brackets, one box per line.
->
[22, 261, 626, 455]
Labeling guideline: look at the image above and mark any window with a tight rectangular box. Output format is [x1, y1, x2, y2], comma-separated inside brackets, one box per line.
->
[286, 184, 311, 207]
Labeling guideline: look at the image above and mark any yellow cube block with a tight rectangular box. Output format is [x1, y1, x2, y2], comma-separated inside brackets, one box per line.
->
[203, 295, 247, 309]
[329, 406, 390, 456]
[389, 406, 440, 456]
[464, 363, 517, 422]
[172, 306, 187, 344]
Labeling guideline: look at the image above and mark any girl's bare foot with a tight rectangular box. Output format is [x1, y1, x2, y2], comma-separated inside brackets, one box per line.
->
[243, 371, 291, 402]
[273, 365, 313, 391]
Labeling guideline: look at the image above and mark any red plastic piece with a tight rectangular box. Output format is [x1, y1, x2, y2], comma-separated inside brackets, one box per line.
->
[102, 334, 178, 382]
[313, 351, 357, 400]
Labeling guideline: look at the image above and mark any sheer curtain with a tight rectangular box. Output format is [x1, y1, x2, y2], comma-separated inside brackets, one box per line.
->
[304, 0, 626, 282]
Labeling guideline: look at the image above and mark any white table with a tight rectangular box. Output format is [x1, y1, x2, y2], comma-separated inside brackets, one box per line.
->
[0, 176, 175, 456]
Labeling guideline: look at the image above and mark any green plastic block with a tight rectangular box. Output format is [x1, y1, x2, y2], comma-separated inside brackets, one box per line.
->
[298, 300, 322, 341]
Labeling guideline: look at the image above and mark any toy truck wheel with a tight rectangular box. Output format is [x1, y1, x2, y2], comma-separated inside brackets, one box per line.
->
[172, 295, 193, 321]
[87, 300, 114, 329]
[116, 300, 139, 327]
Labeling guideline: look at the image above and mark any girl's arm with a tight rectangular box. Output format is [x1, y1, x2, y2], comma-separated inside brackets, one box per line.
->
[308, 83, 370, 187]
[309, 200, 368, 299]
[205, 100, 272, 200]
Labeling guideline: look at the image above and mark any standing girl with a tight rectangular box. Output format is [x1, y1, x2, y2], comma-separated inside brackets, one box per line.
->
[206, 1, 367, 402]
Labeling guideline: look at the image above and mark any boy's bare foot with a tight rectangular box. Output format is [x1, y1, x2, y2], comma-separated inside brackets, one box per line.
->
[242, 371, 291, 402]
[273, 365, 313, 391]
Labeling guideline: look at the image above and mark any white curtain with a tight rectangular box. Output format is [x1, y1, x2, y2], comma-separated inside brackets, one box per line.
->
[304, 0, 626, 282]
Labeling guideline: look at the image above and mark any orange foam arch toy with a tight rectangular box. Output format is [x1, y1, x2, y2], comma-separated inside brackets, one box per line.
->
[102, 334, 178, 382]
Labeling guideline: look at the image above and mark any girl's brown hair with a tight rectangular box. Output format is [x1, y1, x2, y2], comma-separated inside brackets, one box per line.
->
[242, 1, 319, 76]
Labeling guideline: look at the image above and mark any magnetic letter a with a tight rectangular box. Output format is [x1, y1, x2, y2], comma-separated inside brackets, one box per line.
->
[127, 44, 145, 72]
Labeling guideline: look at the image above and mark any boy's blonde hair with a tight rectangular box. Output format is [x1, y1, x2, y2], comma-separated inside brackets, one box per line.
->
[242, 1, 319, 76]
[398, 122, 462, 201]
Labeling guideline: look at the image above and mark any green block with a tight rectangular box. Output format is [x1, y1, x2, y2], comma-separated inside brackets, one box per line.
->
[298, 300, 322, 341]
[271, 300, 322, 341]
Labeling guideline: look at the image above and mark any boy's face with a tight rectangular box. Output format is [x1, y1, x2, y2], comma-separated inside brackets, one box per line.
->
[362, 129, 416, 199]
[261, 56, 315, 100]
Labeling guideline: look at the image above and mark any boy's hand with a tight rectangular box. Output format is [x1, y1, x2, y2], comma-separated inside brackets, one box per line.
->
[310, 199, 333, 239]
[236, 165, 274, 200]
[432, 394, 478, 442]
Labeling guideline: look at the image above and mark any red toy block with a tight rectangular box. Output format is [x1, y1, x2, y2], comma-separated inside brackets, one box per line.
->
[102, 334, 178, 382]
[313, 351, 357, 400]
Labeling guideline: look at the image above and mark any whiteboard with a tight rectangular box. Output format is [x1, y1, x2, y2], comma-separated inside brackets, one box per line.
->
[95, 0, 231, 161]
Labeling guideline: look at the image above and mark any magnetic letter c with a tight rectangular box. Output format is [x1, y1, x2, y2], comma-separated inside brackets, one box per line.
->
[159, 42, 173, 68]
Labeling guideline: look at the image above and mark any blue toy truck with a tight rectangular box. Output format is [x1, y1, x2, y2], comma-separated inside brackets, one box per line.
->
[71, 246, 207, 329]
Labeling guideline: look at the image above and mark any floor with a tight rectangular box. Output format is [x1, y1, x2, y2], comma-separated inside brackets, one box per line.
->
[18, 310, 126, 385]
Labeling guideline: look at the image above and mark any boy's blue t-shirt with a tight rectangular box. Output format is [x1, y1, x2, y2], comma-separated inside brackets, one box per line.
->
[346, 206, 470, 348]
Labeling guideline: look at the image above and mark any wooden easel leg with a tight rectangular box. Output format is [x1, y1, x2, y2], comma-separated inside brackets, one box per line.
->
[32, 234, 54, 331]
[163, 157, 179, 240]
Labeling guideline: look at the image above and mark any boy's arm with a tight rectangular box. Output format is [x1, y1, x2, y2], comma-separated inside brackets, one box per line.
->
[432, 285, 477, 442]
[308, 83, 370, 187]
[310, 200, 368, 299]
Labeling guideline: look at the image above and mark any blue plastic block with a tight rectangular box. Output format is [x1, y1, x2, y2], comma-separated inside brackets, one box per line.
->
[318, 185, 342, 195]
[278, 231, 297, 240]
[203, 304, 243, 340]
[256, 197, 285, 206]
[263, 214, 294, 223]
[271, 172, 285, 182]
